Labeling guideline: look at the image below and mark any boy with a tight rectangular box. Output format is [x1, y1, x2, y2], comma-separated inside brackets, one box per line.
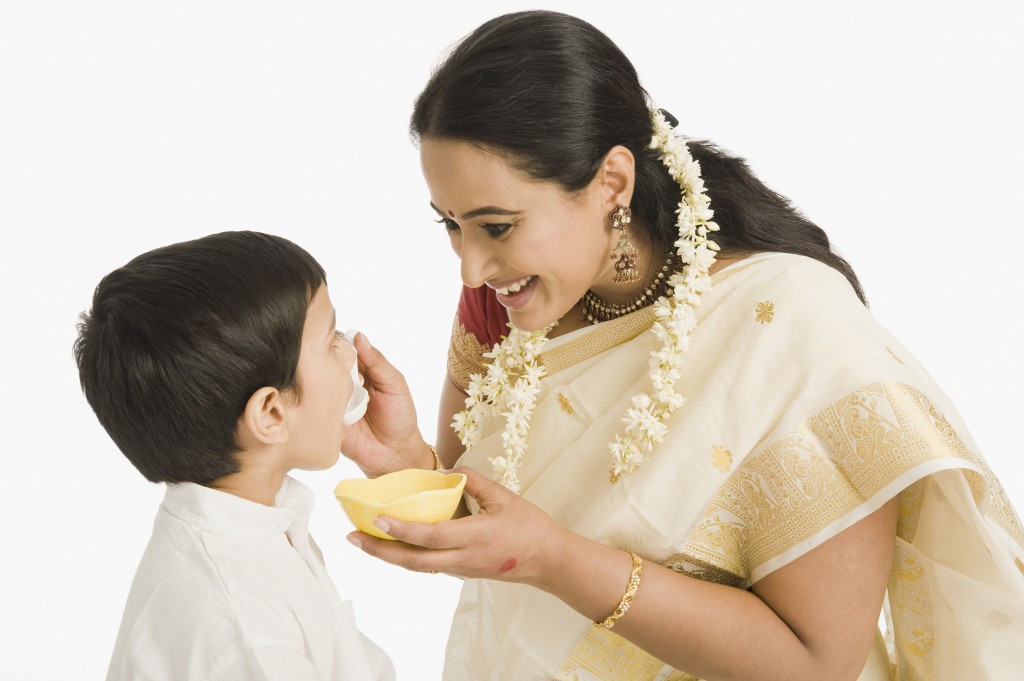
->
[74, 231, 394, 680]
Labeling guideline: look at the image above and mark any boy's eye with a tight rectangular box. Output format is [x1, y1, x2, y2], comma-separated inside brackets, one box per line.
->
[333, 330, 346, 347]
[435, 217, 460, 232]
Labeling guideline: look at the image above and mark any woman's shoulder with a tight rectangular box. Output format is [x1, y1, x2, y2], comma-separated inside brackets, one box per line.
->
[706, 251, 876, 343]
[718, 252, 863, 308]
[726, 251, 853, 286]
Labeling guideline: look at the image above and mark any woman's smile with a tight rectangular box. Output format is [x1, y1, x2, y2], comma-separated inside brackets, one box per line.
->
[488, 275, 538, 308]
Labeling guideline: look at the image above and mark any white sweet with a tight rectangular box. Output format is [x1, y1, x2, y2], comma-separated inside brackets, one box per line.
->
[342, 329, 369, 425]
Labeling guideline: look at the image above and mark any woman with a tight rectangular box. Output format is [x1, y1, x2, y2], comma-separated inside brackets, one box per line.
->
[341, 10, 1024, 680]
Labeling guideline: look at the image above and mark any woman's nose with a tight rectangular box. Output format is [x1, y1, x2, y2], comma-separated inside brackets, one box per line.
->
[458, 236, 495, 289]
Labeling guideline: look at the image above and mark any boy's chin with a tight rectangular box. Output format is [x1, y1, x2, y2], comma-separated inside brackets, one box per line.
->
[299, 449, 342, 473]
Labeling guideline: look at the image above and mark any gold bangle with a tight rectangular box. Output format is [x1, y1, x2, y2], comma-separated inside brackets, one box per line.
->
[427, 444, 442, 471]
[596, 550, 643, 630]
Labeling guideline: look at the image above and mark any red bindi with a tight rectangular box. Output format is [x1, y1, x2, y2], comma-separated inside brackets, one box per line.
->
[499, 558, 517, 573]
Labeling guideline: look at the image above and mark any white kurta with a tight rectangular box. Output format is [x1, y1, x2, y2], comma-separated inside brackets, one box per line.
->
[106, 476, 394, 681]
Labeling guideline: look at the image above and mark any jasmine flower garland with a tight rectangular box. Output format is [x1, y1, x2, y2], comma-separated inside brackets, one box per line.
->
[611, 109, 719, 482]
[452, 324, 553, 493]
[454, 108, 719, 490]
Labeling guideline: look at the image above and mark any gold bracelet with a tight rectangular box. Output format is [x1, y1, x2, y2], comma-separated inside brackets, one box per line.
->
[596, 550, 643, 630]
[427, 443, 443, 471]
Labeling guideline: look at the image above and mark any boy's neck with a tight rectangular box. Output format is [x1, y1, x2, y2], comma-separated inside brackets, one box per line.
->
[207, 463, 288, 507]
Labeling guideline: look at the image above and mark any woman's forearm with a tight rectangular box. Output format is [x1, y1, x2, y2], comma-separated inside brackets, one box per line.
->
[534, 531, 817, 681]
[529, 499, 896, 681]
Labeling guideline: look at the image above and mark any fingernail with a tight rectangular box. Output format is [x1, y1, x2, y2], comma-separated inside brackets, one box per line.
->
[360, 333, 372, 350]
[373, 517, 390, 533]
[346, 534, 362, 549]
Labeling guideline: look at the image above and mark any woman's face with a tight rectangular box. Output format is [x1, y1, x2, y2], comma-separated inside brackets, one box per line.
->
[420, 137, 619, 332]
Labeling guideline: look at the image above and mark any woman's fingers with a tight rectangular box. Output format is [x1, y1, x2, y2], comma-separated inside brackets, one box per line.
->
[348, 519, 471, 575]
[348, 531, 453, 574]
[370, 516, 463, 550]
[353, 332, 409, 398]
[456, 466, 514, 510]
[349, 513, 501, 577]
[338, 332, 428, 475]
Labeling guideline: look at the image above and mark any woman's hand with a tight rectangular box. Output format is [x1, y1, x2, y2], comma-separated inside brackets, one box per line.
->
[346, 467, 566, 585]
[340, 333, 433, 477]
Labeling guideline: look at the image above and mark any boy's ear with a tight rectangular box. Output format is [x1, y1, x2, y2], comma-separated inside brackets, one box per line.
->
[241, 386, 288, 445]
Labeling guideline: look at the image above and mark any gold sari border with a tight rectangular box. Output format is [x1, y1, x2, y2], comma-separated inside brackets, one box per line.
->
[678, 382, 1024, 588]
[541, 307, 656, 377]
[748, 457, 986, 585]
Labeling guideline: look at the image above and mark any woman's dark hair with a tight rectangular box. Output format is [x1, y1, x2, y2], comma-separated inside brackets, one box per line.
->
[411, 10, 865, 304]
[73, 231, 326, 484]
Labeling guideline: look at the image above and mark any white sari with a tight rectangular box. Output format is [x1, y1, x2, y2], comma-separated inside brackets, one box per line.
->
[445, 253, 1024, 680]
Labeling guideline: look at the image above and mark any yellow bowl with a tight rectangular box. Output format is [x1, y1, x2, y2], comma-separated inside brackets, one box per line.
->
[334, 469, 467, 540]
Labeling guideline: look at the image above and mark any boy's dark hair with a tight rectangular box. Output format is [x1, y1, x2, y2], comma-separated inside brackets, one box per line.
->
[412, 10, 865, 304]
[74, 231, 326, 484]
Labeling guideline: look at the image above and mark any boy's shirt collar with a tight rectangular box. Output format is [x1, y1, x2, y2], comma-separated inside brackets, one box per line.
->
[161, 475, 314, 540]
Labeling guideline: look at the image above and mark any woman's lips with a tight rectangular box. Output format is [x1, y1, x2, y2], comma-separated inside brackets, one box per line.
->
[490, 275, 538, 309]
[489, 275, 535, 295]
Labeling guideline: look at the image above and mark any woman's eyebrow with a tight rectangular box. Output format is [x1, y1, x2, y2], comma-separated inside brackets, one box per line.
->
[429, 202, 521, 220]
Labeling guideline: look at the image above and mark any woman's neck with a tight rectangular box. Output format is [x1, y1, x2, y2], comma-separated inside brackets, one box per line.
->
[549, 248, 753, 339]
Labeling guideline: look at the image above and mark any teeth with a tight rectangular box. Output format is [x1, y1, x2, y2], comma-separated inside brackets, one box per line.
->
[495, 276, 534, 295]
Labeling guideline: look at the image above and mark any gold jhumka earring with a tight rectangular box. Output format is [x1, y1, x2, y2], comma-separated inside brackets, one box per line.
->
[609, 205, 641, 284]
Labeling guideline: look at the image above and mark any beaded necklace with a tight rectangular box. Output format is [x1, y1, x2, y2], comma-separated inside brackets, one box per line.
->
[581, 252, 678, 324]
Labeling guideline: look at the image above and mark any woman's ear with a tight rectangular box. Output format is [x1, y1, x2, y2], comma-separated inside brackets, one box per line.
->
[240, 386, 288, 445]
[597, 145, 636, 210]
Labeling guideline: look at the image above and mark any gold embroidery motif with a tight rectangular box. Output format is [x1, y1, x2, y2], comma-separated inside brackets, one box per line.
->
[662, 552, 744, 587]
[754, 300, 774, 324]
[447, 317, 491, 392]
[891, 551, 925, 584]
[541, 307, 656, 379]
[679, 382, 1024, 587]
[710, 444, 732, 472]
[1016, 557, 1024, 575]
[896, 480, 925, 543]
[558, 390, 577, 415]
[906, 626, 935, 658]
[984, 609, 1012, 630]
[890, 540, 934, 676]
[558, 625, 700, 680]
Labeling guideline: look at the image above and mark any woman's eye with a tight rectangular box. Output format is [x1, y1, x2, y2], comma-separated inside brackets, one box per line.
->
[435, 217, 460, 232]
[482, 223, 514, 239]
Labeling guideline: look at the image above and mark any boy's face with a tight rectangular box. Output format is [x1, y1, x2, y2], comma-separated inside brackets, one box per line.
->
[284, 283, 357, 470]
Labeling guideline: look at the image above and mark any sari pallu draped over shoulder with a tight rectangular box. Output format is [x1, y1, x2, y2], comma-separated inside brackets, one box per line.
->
[444, 253, 1024, 681]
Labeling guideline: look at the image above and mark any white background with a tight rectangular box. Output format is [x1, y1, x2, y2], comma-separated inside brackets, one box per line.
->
[2, 1, 1022, 679]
